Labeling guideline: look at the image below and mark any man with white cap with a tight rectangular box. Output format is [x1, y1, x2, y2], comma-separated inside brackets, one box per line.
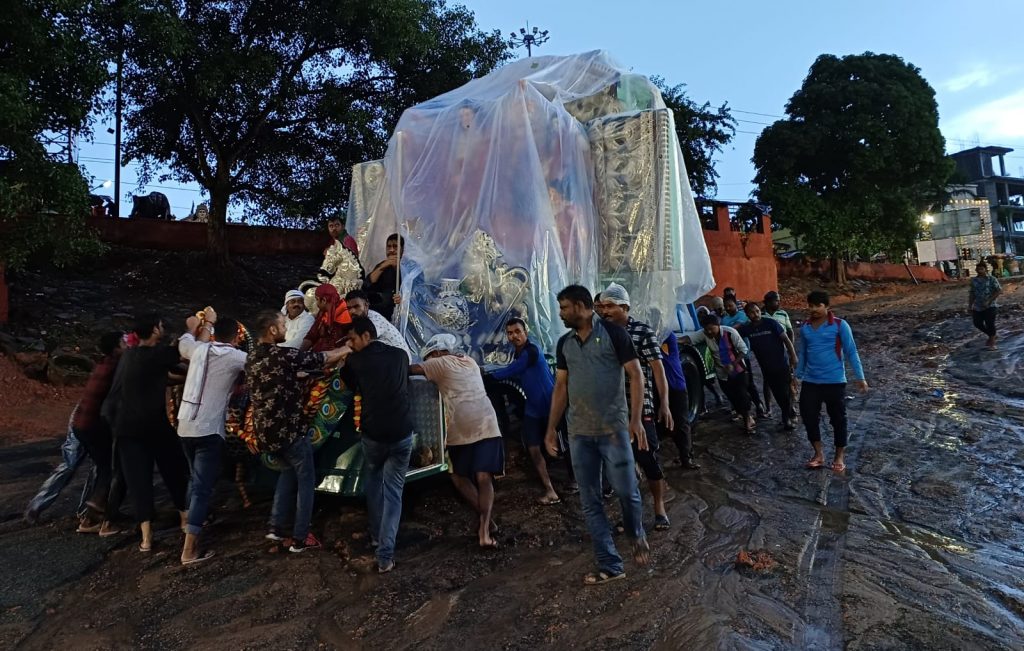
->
[599, 282, 675, 531]
[411, 333, 503, 549]
[279, 289, 314, 349]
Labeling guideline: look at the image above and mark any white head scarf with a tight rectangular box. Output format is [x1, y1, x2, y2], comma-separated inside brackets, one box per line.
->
[281, 289, 306, 315]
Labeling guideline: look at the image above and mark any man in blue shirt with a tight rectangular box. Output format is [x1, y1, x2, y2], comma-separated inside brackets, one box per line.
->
[796, 291, 868, 473]
[738, 303, 798, 431]
[488, 317, 560, 505]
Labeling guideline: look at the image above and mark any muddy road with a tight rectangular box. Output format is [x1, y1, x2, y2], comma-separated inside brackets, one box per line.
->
[1, 279, 1022, 650]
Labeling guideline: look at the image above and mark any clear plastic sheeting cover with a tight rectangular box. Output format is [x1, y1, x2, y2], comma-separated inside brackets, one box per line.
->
[348, 50, 714, 361]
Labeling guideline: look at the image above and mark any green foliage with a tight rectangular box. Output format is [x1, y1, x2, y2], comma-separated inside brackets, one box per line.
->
[0, 0, 109, 269]
[753, 52, 954, 259]
[652, 77, 736, 199]
[120, 0, 510, 258]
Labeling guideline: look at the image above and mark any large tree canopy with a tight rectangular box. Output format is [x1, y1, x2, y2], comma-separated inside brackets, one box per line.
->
[652, 77, 736, 199]
[753, 52, 952, 273]
[121, 0, 509, 264]
[0, 0, 108, 269]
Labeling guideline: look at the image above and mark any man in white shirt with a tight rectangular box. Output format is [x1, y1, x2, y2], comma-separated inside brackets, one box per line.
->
[176, 308, 248, 565]
[280, 289, 315, 349]
[345, 289, 412, 361]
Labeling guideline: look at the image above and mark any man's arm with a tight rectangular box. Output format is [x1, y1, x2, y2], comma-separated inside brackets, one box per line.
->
[840, 321, 868, 390]
[649, 358, 674, 431]
[488, 347, 532, 381]
[623, 359, 648, 450]
[367, 258, 394, 284]
[544, 369, 569, 456]
[178, 332, 200, 360]
[781, 330, 798, 370]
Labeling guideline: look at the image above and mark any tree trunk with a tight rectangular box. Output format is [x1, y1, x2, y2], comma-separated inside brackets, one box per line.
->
[207, 171, 231, 268]
[830, 252, 847, 285]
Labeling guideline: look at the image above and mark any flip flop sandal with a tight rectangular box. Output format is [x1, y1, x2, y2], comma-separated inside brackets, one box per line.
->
[479, 540, 499, 550]
[805, 459, 826, 469]
[537, 496, 562, 506]
[181, 550, 215, 566]
[832, 462, 847, 472]
[583, 571, 626, 586]
[139, 543, 152, 552]
[99, 527, 123, 538]
[654, 515, 671, 531]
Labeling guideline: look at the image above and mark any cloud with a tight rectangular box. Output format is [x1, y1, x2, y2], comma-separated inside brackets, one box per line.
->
[937, 68, 995, 93]
[942, 89, 1024, 148]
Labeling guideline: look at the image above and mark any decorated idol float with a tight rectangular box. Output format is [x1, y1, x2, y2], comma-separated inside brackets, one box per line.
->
[300, 51, 716, 495]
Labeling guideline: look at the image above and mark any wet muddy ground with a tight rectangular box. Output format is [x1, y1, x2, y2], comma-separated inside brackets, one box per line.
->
[1, 278, 1022, 649]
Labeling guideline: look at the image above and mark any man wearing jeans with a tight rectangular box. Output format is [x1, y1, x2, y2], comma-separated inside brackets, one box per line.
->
[246, 311, 345, 552]
[545, 285, 650, 586]
[339, 317, 413, 573]
[177, 311, 247, 565]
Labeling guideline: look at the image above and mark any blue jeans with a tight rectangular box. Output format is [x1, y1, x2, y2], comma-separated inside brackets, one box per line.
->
[270, 435, 316, 541]
[181, 435, 224, 535]
[26, 427, 95, 518]
[361, 434, 414, 565]
[569, 431, 645, 575]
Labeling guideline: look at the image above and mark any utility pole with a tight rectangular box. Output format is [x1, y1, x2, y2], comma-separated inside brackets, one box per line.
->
[113, 0, 124, 218]
[509, 22, 550, 57]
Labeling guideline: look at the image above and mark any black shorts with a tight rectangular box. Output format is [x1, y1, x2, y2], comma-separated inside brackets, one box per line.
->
[631, 420, 664, 481]
[521, 416, 546, 449]
[448, 438, 506, 478]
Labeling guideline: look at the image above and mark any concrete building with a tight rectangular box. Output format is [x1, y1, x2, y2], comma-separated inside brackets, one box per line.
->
[949, 146, 1024, 254]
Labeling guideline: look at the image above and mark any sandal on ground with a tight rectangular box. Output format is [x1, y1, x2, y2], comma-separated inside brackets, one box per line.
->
[377, 560, 395, 574]
[632, 537, 651, 566]
[537, 495, 562, 506]
[76, 521, 102, 534]
[98, 526, 123, 538]
[654, 515, 671, 531]
[181, 550, 215, 566]
[479, 540, 499, 550]
[139, 542, 153, 552]
[831, 460, 847, 472]
[805, 458, 826, 469]
[583, 571, 626, 586]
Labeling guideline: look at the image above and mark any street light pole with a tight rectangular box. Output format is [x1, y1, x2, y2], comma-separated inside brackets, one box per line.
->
[509, 22, 550, 57]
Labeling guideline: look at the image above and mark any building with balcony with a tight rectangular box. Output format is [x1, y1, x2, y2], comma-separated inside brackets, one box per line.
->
[949, 146, 1024, 254]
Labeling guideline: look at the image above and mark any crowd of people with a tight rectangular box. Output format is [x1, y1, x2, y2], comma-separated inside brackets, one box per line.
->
[24, 224, 887, 583]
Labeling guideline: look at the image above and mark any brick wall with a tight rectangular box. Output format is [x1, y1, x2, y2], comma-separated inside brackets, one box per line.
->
[85, 216, 327, 256]
[0, 263, 7, 324]
[777, 258, 948, 283]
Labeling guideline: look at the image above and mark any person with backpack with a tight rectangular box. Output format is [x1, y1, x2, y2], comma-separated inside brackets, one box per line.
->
[683, 313, 755, 434]
[797, 291, 868, 473]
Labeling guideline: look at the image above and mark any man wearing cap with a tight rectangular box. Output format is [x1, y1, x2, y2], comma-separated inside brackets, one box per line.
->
[411, 334, 503, 549]
[598, 283, 675, 531]
[280, 289, 315, 349]
[545, 284, 650, 586]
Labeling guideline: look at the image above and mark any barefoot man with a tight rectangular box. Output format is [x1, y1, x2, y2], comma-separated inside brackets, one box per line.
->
[797, 291, 868, 473]
[545, 285, 650, 586]
[411, 334, 503, 549]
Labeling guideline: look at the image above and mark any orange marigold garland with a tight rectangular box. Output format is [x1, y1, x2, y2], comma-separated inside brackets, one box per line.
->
[353, 394, 362, 432]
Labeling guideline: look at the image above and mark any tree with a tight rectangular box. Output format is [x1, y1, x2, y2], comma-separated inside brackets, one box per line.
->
[120, 0, 509, 265]
[652, 77, 736, 199]
[0, 0, 109, 269]
[753, 52, 953, 283]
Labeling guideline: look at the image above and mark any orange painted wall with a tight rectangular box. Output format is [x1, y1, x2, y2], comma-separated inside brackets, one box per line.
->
[777, 258, 947, 283]
[702, 206, 779, 300]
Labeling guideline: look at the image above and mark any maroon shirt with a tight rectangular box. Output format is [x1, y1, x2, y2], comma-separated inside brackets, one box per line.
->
[73, 355, 119, 430]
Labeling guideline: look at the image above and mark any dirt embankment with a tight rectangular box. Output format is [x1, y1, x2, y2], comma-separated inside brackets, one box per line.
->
[1, 263, 1022, 649]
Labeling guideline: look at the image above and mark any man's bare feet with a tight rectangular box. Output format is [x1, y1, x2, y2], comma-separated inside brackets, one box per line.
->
[805, 456, 826, 469]
[537, 492, 561, 505]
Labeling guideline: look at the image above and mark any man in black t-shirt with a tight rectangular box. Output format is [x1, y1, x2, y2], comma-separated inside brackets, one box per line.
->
[339, 317, 414, 574]
[737, 303, 799, 431]
[107, 313, 189, 552]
